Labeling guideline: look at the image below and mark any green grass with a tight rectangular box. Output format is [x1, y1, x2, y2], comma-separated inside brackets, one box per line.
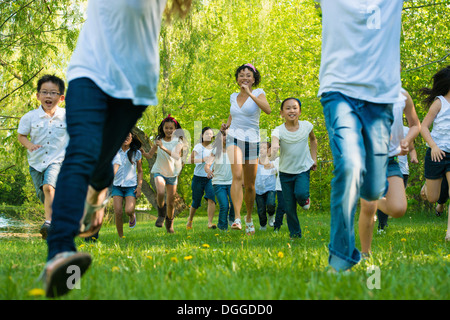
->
[1, 208, 449, 300]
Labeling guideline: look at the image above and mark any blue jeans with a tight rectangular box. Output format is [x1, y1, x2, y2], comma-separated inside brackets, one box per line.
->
[279, 170, 310, 238]
[191, 175, 216, 209]
[255, 191, 276, 227]
[274, 191, 285, 230]
[47, 78, 147, 260]
[213, 184, 235, 230]
[321, 91, 393, 271]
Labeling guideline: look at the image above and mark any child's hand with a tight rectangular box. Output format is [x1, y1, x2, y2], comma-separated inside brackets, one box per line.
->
[28, 143, 42, 152]
[206, 170, 214, 179]
[410, 156, 419, 164]
[310, 162, 317, 171]
[431, 145, 445, 162]
[398, 139, 409, 156]
[220, 123, 229, 132]
[135, 186, 142, 198]
[155, 139, 162, 148]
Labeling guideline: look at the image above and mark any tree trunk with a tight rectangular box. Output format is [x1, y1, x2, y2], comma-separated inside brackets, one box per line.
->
[132, 126, 187, 217]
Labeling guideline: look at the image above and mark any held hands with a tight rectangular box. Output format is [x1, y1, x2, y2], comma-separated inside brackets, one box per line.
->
[398, 139, 410, 156]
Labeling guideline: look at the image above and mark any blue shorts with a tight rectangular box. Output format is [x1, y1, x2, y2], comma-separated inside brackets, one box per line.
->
[387, 156, 403, 178]
[111, 185, 137, 198]
[226, 135, 260, 161]
[191, 175, 216, 209]
[29, 162, 62, 204]
[154, 173, 178, 185]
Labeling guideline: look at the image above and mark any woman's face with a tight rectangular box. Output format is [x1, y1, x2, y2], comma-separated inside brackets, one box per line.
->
[236, 68, 255, 88]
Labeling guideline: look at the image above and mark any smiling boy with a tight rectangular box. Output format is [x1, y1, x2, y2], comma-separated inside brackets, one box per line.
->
[17, 75, 68, 239]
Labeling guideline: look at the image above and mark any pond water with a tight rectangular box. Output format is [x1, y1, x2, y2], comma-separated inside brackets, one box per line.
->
[0, 213, 36, 235]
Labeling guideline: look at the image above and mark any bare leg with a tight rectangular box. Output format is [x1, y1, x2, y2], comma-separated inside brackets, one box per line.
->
[42, 184, 55, 221]
[113, 196, 124, 237]
[359, 199, 377, 255]
[207, 199, 216, 227]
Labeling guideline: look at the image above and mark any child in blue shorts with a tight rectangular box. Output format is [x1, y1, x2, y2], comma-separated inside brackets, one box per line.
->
[17, 75, 68, 239]
[187, 127, 216, 229]
[112, 133, 143, 238]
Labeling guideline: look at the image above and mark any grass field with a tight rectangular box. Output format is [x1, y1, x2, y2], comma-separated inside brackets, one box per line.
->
[0, 208, 449, 300]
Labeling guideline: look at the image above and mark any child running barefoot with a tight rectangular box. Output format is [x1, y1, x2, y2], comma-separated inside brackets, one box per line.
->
[142, 115, 185, 234]
[419, 66, 450, 241]
[186, 127, 216, 229]
[205, 130, 235, 231]
[112, 133, 143, 238]
[359, 88, 420, 255]
[271, 98, 317, 239]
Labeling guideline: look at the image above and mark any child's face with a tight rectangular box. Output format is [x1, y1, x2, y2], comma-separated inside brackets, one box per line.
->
[163, 121, 176, 139]
[123, 133, 132, 146]
[260, 143, 269, 156]
[37, 81, 64, 113]
[280, 99, 301, 120]
[202, 129, 214, 143]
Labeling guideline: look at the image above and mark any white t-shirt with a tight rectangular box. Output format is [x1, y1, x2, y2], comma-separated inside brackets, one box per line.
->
[316, 0, 406, 104]
[112, 148, 142, 187]
[151, 137, 182, 177]
[255, 162, 277, 195]
[17, 106, 69, 172]
[389, 89, 407, 157]
[273, 157, 282, 191]
[192, 143, 213, 177]
[272, 121, 314, 174]
[211, 148, 232, 185]
[228, 88, 265, 143]
[430, 96, 450, 153]
[67, 0, 167, 106]
[398, 126, 409, 175]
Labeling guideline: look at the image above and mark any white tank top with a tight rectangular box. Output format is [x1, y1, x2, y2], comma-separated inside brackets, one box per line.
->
[430, 96, 450, 153]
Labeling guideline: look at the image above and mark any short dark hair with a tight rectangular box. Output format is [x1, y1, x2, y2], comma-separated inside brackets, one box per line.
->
[280, 97, 302, 111]
[37, 74, 65, 94]
[235, 64, 261, 87]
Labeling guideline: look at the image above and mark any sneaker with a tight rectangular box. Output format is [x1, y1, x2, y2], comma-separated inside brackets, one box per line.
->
[231, 219, 242, 230]
[260, 225, 267, 231]
[302, 198, 310, 210]
[268, 215, 275, 227]
[40, 251, 92, 298]
[40, 221, 51, 240]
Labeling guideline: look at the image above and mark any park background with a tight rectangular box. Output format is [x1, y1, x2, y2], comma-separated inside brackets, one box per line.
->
[0, 0, 449, 300]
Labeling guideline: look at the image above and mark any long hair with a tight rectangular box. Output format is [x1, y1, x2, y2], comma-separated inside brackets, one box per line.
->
[156, 114, 183, 140]
[127, 134, 142, 165]
[420, 65, 450, 108]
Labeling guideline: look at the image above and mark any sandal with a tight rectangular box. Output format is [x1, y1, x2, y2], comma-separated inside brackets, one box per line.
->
[231, 218, 242, 230]
[245, 220, 255, 235]
[40, 251, 92, 298]
[78, 192, 110, 238]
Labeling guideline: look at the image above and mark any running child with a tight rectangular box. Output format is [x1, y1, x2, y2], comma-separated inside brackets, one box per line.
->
[142, 115, 185, 234]
[419, 65, 450, 241]
[112, 133, 143, 238]
[270, 98, 317, 239]
[359, 88, 421, 255]
[204, 130, 235, 231]
[186, 127, 216, 229]
[17, 75, 68, 239]
[255, 142, 276, 231]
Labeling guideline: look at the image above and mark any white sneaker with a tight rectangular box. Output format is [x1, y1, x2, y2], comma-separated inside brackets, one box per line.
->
[302, 198, 310, 210]
[260, 225, 267, 231]
[268, 215, 275, 227]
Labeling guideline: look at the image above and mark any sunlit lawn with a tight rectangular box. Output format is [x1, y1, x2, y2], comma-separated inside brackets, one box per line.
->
[1, 208, 449, 300]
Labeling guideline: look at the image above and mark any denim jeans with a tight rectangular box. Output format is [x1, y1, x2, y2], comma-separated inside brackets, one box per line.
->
[213, 184, 235, 230]
[279, 170, 310, 238]
[274, 191, 285, 230]
[255, 191, 276, 227]
[47, 78, 147, 260]
[321, 91, 393, 271]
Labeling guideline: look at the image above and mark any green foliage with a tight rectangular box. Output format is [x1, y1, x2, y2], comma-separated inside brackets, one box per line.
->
[1, 0, 449, 209]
